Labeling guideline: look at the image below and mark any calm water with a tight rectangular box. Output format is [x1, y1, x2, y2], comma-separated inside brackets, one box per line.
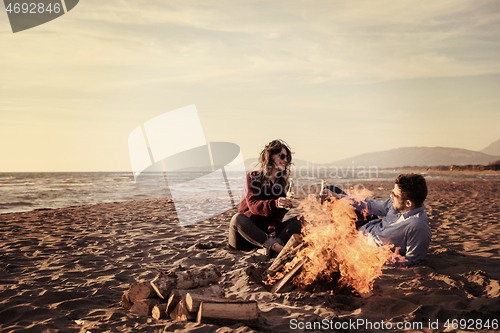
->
[1, 171, 498, 214]
[0, 172, 170, 214]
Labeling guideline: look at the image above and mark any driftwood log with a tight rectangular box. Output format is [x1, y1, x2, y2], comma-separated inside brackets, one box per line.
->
[166, 284, 224, 315]
[128, 282, 156, 303]
[152, 303, 168, 320]
[185, 293, 238, 313]
[166, 289, 189, 315]
[121, 292, 133, 310]
[170, 298, 196, 321]
[130, 298, 162, 316]
[150, 264, 221, 299]
[197, 301, 259, 326]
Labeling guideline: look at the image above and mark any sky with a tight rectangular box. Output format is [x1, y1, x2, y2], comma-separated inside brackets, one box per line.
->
[1, 0, 500, 172]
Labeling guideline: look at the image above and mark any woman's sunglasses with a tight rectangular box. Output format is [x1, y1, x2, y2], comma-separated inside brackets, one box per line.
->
[278, 153, 288, 160]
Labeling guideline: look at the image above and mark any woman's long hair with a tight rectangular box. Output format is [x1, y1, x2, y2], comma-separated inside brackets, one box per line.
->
[254, 139, 293, 194]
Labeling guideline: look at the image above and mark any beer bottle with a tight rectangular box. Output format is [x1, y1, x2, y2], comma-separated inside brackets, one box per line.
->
[286, 179, 295, 210]
[319, 180, 327, 204]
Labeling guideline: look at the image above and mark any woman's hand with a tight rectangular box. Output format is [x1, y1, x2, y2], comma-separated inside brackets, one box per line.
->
[276, 197, 293, 209]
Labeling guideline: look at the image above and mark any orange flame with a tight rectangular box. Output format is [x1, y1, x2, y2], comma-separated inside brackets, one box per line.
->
[288, 190, 405, 297]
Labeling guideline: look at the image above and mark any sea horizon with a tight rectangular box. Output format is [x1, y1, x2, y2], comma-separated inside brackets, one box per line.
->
[1, 171, 499, 215]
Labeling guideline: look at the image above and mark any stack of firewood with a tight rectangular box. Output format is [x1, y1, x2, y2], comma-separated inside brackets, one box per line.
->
[121, 264, 259, 325]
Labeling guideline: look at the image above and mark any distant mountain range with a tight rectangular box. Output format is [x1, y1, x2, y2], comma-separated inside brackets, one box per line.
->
[244, 139, 500, 170]
[328, 146, 499, 169]
[481, 139, 500, 156]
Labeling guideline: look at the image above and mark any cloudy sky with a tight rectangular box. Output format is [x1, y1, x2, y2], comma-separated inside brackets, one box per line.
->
[1, 0, 499, 171]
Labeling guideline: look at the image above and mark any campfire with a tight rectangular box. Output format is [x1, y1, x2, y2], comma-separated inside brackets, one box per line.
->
[263, 192, 404, 297]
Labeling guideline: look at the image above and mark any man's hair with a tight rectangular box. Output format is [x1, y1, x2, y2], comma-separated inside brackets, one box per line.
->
[395, 173, 428, 207]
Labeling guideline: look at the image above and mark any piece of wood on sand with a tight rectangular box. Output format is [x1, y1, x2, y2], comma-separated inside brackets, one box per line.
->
[263, 233, 303, 280]
[197, 301, 259, 326]
[166, 289, 189, 316]
[271, 258, 306, 293]
[152, 303, 168, 320]
[130, 298, 162, 317]
[170, 298, 196, 321]
[166, 284, 224, 315]
[127, 281, 157, 303]
[121, 291, 133, 310]
[185, 293, 240, 313]
[150, 264, 221, 299]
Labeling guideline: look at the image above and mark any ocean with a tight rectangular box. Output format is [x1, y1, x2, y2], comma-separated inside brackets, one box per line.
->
[0, 172, 170, 214]
[1, 171, 499, 215]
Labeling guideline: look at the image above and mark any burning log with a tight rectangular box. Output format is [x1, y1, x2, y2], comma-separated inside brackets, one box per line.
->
[197, 301, 259, 326]
[262, 234, 309, 292]
[270, 258, 306, 293]
[263, 233, 304, 280]
[150, 264, 221, 299]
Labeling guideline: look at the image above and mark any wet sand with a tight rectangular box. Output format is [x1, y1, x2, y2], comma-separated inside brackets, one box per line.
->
[0, 180, 499, 332]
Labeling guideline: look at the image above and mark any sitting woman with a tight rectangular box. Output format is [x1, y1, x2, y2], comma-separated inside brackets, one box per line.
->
[228, 139, 302, 256]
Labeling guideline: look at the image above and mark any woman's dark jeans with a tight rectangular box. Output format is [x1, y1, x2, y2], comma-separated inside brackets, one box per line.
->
[228, 213, 302, 250]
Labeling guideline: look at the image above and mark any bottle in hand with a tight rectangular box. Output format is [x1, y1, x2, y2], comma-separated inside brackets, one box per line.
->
[286, 179, 295, 210]
[319, 180, 327, 204]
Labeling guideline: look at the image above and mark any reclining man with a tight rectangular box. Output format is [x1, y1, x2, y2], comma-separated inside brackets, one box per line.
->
[328, 173, 431, 267]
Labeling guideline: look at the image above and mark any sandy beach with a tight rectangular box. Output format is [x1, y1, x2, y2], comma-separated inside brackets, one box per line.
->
[1, 180, 499, 332]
